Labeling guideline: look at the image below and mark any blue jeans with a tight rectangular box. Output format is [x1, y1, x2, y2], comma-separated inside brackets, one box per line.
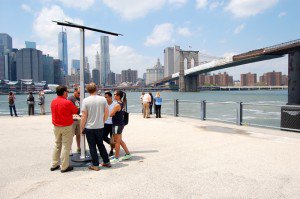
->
[85, 128, 109, 166]
[9, 105, 17, 116]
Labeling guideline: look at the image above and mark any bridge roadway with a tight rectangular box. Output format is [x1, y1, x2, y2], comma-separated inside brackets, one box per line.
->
[150, 39, 300, 88]
[1, 114, 300, 198]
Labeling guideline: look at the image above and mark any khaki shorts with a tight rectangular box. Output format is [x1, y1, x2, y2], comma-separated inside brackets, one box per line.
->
[72, 120, 80, 135]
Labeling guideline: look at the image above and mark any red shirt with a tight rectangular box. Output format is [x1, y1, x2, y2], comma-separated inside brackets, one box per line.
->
[51, 96, 78, 127]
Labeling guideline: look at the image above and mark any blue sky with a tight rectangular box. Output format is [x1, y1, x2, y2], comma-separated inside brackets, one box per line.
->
[1, 0, 300, 79]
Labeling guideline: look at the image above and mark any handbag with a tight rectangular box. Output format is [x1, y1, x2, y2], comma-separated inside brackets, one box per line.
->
[124, 111, 129, 125]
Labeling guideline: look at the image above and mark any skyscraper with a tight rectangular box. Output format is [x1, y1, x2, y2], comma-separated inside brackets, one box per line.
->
[164, 45, 180, 77]
[25, 41, 36, 49]
[95, 51, 100, 80]
[58, 30, 68, 75]
[0, 33, 12, 55]
[16, 48, 43, 82]
[100, 36, 110, 85]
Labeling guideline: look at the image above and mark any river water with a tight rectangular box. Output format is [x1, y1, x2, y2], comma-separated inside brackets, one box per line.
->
[0, 90, 288, 128]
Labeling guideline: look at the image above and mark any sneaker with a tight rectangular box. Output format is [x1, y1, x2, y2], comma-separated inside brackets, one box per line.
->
[109, 150, 114, 157]
[61, 166, 73, 173]
[101, 163, 112, 168]
[88, 165, 100, 171]
[122, 154, 132, 160]
[110, 157, 120, 163]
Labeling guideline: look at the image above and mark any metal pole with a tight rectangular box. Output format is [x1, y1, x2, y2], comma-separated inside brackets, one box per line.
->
[236, 102, 242, 125]
[79, 29, 87, 160]
[200, 100, 206, 120]
[174, 99, 179, 117]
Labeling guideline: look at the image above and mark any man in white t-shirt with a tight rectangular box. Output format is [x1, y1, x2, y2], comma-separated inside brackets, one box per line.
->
[104, 91, 117, 156]
[80, 83, 110, 171]
[142, 92, 151, 118]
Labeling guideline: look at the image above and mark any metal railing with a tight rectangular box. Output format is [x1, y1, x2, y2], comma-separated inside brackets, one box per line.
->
[169, 99, 300, 132]
[1, 98, 300, 132]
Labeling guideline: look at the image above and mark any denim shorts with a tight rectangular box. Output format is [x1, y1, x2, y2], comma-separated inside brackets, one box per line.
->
[112, 125, 124, 134]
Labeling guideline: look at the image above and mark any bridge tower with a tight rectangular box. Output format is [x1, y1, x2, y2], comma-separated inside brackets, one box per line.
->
[281, 51, 300, 130]
[179, 50, 199, 92]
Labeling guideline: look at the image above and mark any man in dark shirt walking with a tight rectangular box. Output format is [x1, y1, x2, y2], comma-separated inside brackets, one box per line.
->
[50, 86, 78, 173]
[67, 87, 81, 154]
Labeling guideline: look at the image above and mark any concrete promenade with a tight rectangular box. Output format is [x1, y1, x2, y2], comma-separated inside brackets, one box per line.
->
[0, 114, 300, 198]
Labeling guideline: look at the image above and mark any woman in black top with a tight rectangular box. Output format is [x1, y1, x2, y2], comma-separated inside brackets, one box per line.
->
[110, 90, 131, 163]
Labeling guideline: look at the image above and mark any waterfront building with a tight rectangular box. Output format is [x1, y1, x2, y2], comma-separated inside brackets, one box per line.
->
[121, 69, 137, 83]
[0, 33, 12, 55]
[53, 59, 64, 85]
[66, 74, 79, 86]
[58, 31, 68, 75]
[0, 55, 4, 79]
[259, 71, 282, 86]
[16, 48, 43, 82]
[107, 71, 115, 85]
[42, 55, 54, 84]
[164, 45, 180, 77]
[145, 58, 164, 85]
[100, 36, 110, 85]
[115, 73, 122, 84]
[203, 72, 233, 86]
[84, 69, 91, 84]
[92, 68, 100, 85]
[25, 41, 36, 49]
[241, 72, 257, 86]
[282, 75, 288, 86]
[199, 74, 205, 86]
[71, 59, 80, 75]
[95, 51, 100, 81]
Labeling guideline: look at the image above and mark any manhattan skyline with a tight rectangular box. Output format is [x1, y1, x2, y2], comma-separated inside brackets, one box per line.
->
[1, 0, 300, 79]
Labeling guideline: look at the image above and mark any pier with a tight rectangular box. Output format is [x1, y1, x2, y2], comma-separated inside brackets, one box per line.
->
[1, 114, 300, 198]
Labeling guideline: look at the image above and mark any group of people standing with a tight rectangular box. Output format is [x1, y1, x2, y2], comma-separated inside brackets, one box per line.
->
[140, 92, 162, 118]
[50, 83, 131, 173]
[7, 91, 45, 116]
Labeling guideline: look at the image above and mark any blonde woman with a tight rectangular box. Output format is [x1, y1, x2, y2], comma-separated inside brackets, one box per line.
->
[154, 92, 162, 118]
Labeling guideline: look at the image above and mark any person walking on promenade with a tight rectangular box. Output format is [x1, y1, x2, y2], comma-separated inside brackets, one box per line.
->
[8, 91, 17, 117]
[50, 85, 78, 173]
[142, 92, 151, 118]
[154, 92, 162, 118]
[110, 90, 131, 163]
[104, 91, 117, 156]
[80, 83, 111, 171]
[27, 92, 35, 116]
[149, 92, 154, 115]
[67, 87, 81, 154]
[140, 92, 144, 114]
[38, 92, 45, 115]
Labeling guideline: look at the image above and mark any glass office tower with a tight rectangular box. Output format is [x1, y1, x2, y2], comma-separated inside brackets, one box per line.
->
[58, 31, 68, 75]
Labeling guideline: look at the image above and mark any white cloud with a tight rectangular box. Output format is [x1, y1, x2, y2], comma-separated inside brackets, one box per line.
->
[278, 12, 287, 18]
[196, 0, 208, 9]
[21, 4, 33, 13]
[234, 23, 245, 34]
[209, 1, 222, 10]
[177, 27, 192, 37]
[168, 0, 187, 7]
[225, 0, 279, 18]
[109, 45, 156, 76]
[33, 5, 96, 74]
[144, 23, 174, 46]
[102, 0, 166, 20]
[58, 0, 95, 10]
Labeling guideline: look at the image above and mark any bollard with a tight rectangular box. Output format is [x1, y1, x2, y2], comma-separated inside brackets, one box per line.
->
[174, 99, 179, 117]
[236, 102, 243, 125]
[200, 100, 206, 120]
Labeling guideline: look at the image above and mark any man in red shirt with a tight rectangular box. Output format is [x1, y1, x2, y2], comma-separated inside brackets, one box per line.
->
[50, 85, 78, 173]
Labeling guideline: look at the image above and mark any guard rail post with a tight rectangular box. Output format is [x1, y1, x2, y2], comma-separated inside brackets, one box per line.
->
[236, 102, 243, 125]
[200, 100, 206, 120]
[174, 99, 179, 117]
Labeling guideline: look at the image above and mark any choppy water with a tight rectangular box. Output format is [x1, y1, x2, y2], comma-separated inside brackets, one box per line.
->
[0, 90, 288, 128]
